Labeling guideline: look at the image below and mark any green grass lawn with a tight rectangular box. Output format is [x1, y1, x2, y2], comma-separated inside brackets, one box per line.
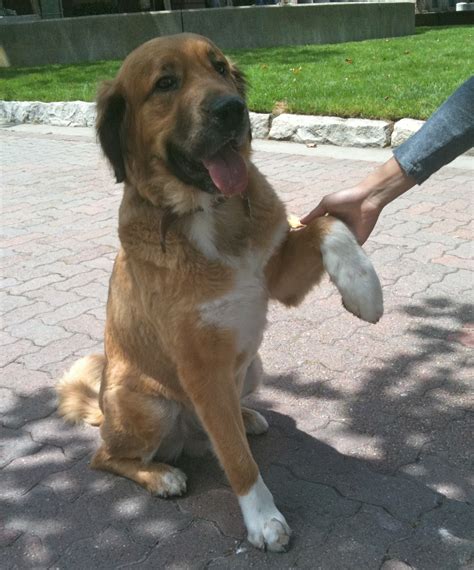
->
[1, 27, 473, 120]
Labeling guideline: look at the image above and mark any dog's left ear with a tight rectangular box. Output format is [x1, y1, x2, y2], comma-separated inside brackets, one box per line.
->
[229, 60, 247, 100]
[96, 80, 127, 183]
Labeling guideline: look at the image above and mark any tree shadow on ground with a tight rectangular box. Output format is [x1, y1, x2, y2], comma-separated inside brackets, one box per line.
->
[259, 296, 473, 493]
[2, 296, 473, 568]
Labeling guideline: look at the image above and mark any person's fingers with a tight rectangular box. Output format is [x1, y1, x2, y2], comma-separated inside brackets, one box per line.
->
[300, 201, 327, 224]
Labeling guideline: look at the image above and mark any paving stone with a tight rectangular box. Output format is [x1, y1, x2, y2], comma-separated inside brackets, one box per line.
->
[40, 298, 103, 326]
[18, 333, 97, 369]
[387, 499, 474, 570]
[305, 504, 411, 570]
[8, 274, 64, 295]
[6, 319, 70, 347]
[0, 338, 40, 367]
[399, 453, 473, 504]
[5, 532, 53, 569]
[49, 523, 147, 569]
[0, 525, 22, 548]
[380, 561, 413, 570]
[0, 330, 26, 346]
[2, 301, 52, 328]
[1, 126, 472, 569]
[0, 292, 33, 314]
[432, 254, 474, 270]
[178, 487, 246, 539]
[69, 280, 109, 301]
[0, 425, 42, 468]
[0, 363, 54, 395]
[23, 287, 82, 309]
[26, 414, 99, 461]
[3, 446, 73, 498]
[52, 268, 108, 292]
[137, 520, 237, 569]
[61, 312, 105, 339]
[1, 388, 56, 429]
[79, 483, 193, 547]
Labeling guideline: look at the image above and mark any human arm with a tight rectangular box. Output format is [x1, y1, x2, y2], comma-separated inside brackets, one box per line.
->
[301, 76, 474, 244]
[300, 156, 416, 244]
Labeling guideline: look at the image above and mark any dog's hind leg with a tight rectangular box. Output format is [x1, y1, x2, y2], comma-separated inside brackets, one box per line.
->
[240, 355, 268, 435]
[240, 354, 263, 398]
[91, 376, 187, 497]
[242, 407, 269, 435]
[91, 446, 187, 497]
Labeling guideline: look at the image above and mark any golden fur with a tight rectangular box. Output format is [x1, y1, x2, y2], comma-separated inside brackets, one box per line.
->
[57, 34, 380, 550]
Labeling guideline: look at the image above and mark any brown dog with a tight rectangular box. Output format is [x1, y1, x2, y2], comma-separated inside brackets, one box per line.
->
[57, 33, 383, 552]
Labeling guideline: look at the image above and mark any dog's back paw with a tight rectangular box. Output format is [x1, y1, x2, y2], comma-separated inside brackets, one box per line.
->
[321, 220, 383, 324]
[242, 407, 269, 435]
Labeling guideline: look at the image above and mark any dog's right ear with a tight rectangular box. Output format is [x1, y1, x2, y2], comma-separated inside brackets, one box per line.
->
[96, 80, 127, 183]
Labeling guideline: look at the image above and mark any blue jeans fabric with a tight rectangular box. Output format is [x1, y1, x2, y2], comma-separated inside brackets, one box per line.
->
[393, 76, 474, 185]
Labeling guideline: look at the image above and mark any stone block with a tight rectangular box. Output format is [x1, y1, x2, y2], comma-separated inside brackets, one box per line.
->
[269, 114, 393, 147]
[249, 112, 271, 139]
[0, 101, 96, 127]
[391, 118, 424, 147]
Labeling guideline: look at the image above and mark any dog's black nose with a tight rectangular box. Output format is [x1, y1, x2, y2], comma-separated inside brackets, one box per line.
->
[209, 95, 246, 130]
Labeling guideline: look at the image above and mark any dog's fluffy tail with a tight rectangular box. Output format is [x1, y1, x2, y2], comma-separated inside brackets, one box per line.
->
[321, 219, 384, 324]
[57, 354, 105, 426]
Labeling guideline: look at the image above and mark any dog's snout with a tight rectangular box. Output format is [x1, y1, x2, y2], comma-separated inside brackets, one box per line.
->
[209, 95, 246, 130]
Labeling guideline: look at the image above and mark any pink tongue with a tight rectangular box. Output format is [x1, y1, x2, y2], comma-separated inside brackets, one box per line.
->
[203, 144, 248, 196]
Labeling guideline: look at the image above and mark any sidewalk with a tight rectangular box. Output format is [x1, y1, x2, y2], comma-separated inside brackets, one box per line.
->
[1, 125, 473, 569]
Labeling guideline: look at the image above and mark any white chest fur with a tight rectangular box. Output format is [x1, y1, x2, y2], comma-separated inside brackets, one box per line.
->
[199, 260, 269, 354]
[187, 208, 220, 260]
[190, 200, 288, 354]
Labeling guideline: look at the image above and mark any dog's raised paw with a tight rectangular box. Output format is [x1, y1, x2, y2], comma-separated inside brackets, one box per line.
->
[321, 220, 383, 324]
[337, 263, 384, 324]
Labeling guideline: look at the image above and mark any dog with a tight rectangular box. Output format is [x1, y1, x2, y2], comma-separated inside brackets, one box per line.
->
[57, 33, 383, 552]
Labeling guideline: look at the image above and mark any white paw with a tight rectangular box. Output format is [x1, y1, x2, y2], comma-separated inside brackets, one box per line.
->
[239, 475, 292, 553]
[321, 220, 383, 323]
[247, 513, 291, 553]
[157, 467, 187, 498]
[243, 408, 269, 435]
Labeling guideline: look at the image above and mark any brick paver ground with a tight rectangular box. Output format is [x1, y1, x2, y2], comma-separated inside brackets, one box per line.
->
[1, 125, 473, 569]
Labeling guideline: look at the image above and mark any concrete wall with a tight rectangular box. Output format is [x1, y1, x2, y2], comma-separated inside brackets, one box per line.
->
[0, 3, 415, 68]
[415, 10, 474, 23]
[0, 12, 182, 67]
[183, 4, 414, 50]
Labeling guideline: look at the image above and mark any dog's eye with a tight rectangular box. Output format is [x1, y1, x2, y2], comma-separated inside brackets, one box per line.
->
[154, 76, 177, 92]
[214, 62, 227, 76]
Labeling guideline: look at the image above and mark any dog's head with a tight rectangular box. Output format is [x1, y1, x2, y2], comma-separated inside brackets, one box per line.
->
[97, 33, 250, 202]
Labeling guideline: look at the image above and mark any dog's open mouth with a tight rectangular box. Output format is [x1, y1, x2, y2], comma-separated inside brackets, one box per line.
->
[202, 142, 248, 196]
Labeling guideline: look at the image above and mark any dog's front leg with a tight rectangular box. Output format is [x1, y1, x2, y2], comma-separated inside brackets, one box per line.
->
[177, 339, 291, 552]
[265, 216, 383, 323]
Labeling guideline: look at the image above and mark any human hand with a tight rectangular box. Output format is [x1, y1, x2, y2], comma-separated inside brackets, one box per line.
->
[300, 187, 382, 245]
[300, 157, 416, 245]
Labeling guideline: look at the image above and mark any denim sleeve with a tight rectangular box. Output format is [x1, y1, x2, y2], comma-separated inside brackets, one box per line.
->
[393, 76, 474, 185]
